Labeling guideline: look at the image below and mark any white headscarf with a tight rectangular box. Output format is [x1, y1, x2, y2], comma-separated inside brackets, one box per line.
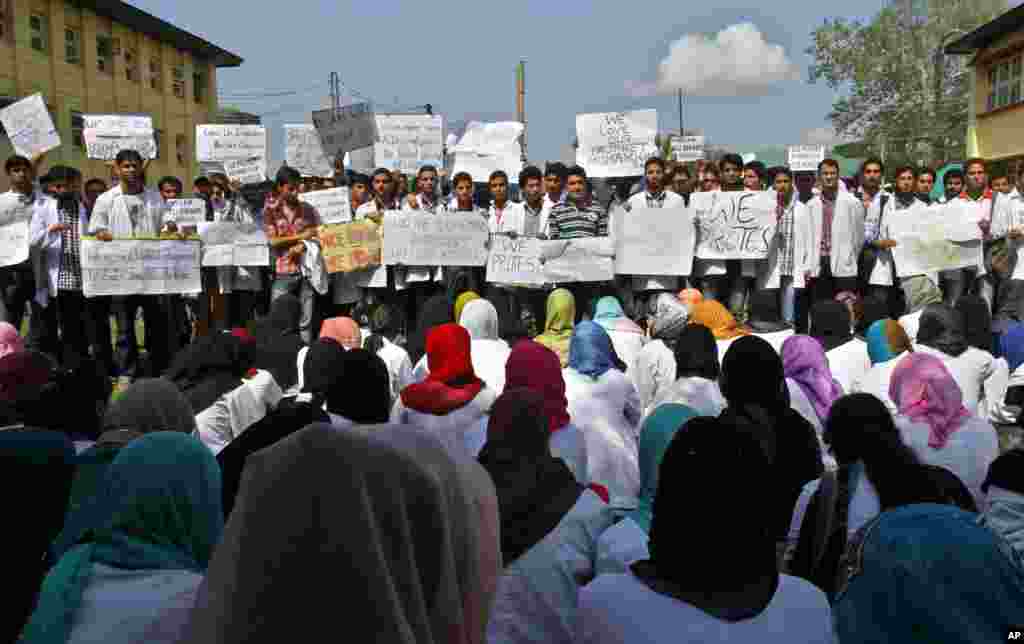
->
[459, 299, 500, 341]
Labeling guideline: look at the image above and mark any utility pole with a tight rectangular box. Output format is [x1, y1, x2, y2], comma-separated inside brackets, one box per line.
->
[517, 60, 527, 164]
[329, 72, 341, 116]
[677, 89, 684, 136]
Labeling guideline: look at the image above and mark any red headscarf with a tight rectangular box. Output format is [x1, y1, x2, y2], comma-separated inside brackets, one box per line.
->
[505, 340, 571, 433]
[400, 324, 483, 415]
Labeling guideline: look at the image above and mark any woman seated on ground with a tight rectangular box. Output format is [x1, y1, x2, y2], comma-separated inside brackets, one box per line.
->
[576, 415, 835, 644]
[535, 288, 576, 367]
[362, 302, 413, 405]
[563, 321, 642, 506]
[809, 300, 870, 395]
[913, 303, 996, 415]
[649, 324, 727, 417]
[781, 335, 844, 438]
[849, 318, 914, 414]
[687, 299, 749, 357]
[592, 296, 646, 374]
[633, 293, 689, 414]
[746, 289, 794, 353]
[988, 322, 1024, 450]
[981, 448, 1024, 560]
[459, 298, 512, 395]
[481, 389, 614, 644]
[250, 293, 304, 396]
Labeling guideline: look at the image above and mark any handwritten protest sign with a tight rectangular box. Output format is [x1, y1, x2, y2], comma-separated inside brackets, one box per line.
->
[614, 208, 695, 276]
[452, 121, 523, 156]
[319, 221, 381, 273]
[285, 124, 333, 177]
[890, 203, 982, 277]
[0, 201, 31, 267]
[222, 157, 266, 185]
[198, 222, 269, 267]
[383, 211, 489, 267]
[487, 235, 544, 285]
[83, 114, 156, 160]
[787, 145, 826, 172]
[693, 191, 776, 260]
[575, 110, 658, 178]
[0, 94, 60, 157]
[166, 199, 206, 228]
[299, 187, 351, 224]
[312, 102, 377, 157]
[486, 236, 615, 285]
[195, 125, 267, 161]
[671, 136, 705, 162]
[375, 114, 444, 173]
[81, 239, 201, 297]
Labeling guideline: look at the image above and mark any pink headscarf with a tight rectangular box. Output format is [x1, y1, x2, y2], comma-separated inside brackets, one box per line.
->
[781, 335, 843, 422]
[889, 353, 971, 449]
[319, 317, 362, 350]
[0, 322, 24, 359]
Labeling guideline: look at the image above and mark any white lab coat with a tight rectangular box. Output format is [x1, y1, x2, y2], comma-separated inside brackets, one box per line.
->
[87, 184, 170, 238]
[760, 193, 813, 290]
[28, 196, 87, 307]
[808, 191, 865, 279]
[867, 197, 929, 286]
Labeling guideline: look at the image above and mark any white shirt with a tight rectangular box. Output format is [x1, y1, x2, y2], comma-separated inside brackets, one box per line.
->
[487, 200, 526, 235]
[633, 339, 676, 415]
[87, 184, 170, 238]
[825, 338, 871, 396]
[194, 371, 284, 454]
[786, 467, 883, 555]
[850, 355, 907, 415]
[577, 572, 834, 644]
[376, 337, 414, 404]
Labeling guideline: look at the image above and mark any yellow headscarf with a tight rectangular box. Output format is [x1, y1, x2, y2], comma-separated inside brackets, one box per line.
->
[535, 288, 576, 366]
[689, 299, 750, 340]
[454, 291, 481, 325]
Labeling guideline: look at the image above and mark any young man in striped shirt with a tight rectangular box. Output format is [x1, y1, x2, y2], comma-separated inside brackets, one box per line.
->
[547, 165, 608, 240]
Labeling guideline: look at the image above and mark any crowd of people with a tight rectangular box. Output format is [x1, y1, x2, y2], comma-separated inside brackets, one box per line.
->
[3, 143, 1024, 642]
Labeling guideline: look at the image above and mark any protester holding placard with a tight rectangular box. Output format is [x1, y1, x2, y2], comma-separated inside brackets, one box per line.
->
[542, 162, 568, 237]
[209, 175, 263, 328]
[760, 168, 813, 328]
[548, 166, 610, 318]
[718, 154, 758, 319]
[0, 155, 44, 343]
[624, 158, 688, 300]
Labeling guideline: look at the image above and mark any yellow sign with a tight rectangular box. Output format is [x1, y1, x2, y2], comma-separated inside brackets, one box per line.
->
[319, 221, 382, 274]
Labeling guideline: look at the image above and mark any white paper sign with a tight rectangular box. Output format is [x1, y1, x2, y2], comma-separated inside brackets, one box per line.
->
[890, 203, 983, 277]
[540, 237, 616, 283]
[486, 235, 545, 284]
[452, 146, 523, 185]
[575, 110, 658, 178]
[83, 114, 156, 160]
[0, 203, 30, 267]
[285, 124, 333, 178]
[312, 102, 377, 157]
[375, 114, 444, 173]
[299, 187, 351, 224]
[787, 145, 826, 172]
[222, 157, 266, 185]
[166, 199, 206, 226]
[0, 94, 60, 158]
[195, 125, 267, 161]
[671, 136, 705, 162]
[614, 207, 695, 276]
[452, 121, 523, 156]
[198, 222, 270, 267]
[383, 211, 489, 267]
[81, 239, 201, 297]
[693, 191, 777, 260]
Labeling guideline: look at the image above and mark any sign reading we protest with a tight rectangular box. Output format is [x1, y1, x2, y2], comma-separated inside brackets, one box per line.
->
[693, 191, 776, 260]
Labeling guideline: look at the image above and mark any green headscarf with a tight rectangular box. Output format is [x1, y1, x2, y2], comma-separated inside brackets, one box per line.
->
[628, 404, 700, 533]
[535, 288, 576, 367]
[24, 433, 223, 644]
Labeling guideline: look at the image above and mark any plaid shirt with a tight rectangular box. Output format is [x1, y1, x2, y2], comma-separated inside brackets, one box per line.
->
[777, 196, 796, 276]
[820, 192, 835, 256]
[57, 205, 82, 291]
[263, 196, 320, 275]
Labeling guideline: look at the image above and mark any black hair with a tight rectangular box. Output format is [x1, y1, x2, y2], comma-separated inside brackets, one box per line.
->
[860, 157, 884, 175]
[158, 176, 183, 192]
[488, 170, 509, 184]
[275, 165, 302, 188]
[544, 162, 568, 180]
[772, 166, 793, 181]
[453, 171, 473, 187]
[193, 176, 211, 188]
[417, 165, 438, 179]
[566, 165, 587, 181]
[371, 167, 393, 181]
[4, 155, 31, 174]
[362, 302, 406, 355]
[644, 157, 665, 172]
[893, 165, 916, 180]
[350, 173, 370, 188]
[944, 168, 965, 186]
[519, 165, 542, 186]
[46, 165, 82, 183]
[720, 153, 744, 171]
[114, 149, 144, 165]
[745, 160, 767, 177]
[673, 324, 720, 380]
[84, 178, 107, 192]
[917, 167, 936, 182]
[818, 158, 840, 173]
[674, 164, 691, 179]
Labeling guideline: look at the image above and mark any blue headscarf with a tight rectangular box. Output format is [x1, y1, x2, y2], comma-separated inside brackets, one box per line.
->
[24, 433, 223, 644]
[628, 404, 700, 533]
[568, 321, 626, 379]
[865, 319, 912, 365]
[835, 504, 1024, 644]
[999, 321, 1024, 373]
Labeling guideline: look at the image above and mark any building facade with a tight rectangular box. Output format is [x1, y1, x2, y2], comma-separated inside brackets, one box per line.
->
[0, 0, 241, 189]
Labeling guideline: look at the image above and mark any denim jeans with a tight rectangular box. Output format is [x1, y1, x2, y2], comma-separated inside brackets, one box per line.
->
[780, 276, 796, 325]
[271, 273, 315, 344]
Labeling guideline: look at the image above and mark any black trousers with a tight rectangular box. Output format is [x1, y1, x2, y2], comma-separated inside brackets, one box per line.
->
[797, 257, 859, 333]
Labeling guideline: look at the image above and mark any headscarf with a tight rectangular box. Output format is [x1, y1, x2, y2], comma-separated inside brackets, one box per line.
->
[982, 448, 1024, 495]
[479, 389, 583, 564]
[689, 299, 749, 340]
[0, 350, 53, 405]
[916, 303, 968, 357]
[102, 378, 196, 436]
[903, 274, 943, 314]
[301, 339, 347, 403]
[484, 288, 524, 342]
[165, 333, 251, 414]
[632, 416, 779, 622]
[834, 504, 1024, 644]
[677, 288, 703, 308]
[0, 431, 75, 644]
[673, 324, 720, 381]
[24, 433, 222, 644]
[810, 300, 853, 352]
[999, 321, 1024, 372]
[781, 335, 844, 423]
[505, 340, 571, 433]
[889, 352, 970, 449]
[407, 295, 453, 366]
[648, 293, 689, 345]
[401, 323, 484, 415]
[251, 294, 304, 392]
[628, 404, 700, 533]
[955, 295, 994, 354]
[856, 295, 890, 337]
[319, 316, 362, 349]
[179, 423, 476, 644]
[866, 319, 913, 365]
[535, 288, 575, 366]
[454, 291, 481, 327]
[329, 349, 391, 424]
[460, 298, 500, 340]
[0, 321, 24, 358]
[747, 289, 788, 333]
[567, 320, 626, 379]
[593, 296, 643, 335]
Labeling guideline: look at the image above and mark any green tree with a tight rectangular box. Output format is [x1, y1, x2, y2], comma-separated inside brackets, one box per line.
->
[807, 1, 1004, 167]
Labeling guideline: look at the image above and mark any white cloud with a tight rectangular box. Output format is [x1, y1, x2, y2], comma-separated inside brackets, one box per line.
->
[628, 23, 800, 97]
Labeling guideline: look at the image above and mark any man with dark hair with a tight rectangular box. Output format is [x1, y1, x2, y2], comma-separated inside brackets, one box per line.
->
[450, 172, 477, 212]
[701, 164, 721, 192]
[953, 158, 997, 309]
[158, 176, 183, 201]
[193, 176, 212, 199]
[356, 168, 399, 223]
[865, 166, 927, 316]
[743, 162, 766, 191]
[672, 165, 693, 206]
[542, 162, 568, 235]
[547, 165, 609, 319]
[403, 165, 444, 213]
[625, 157, 687, 298]
[940, 169, 965, 204]
[262, 164, 320, 344]
[991, 171, 1012, 195]
[764, 167, 812, 327]
[349, 173, 371, 216]
[719, 154, 744, 191]
[916, 167, 936, 204]
[0, 155, 44, 339]
[82, 179, 107, 214]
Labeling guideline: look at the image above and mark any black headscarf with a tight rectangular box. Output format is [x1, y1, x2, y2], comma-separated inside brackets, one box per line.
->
[328, 349, 391, 424]
[165, 333, 251, 414]
[856, 295, 890, 338]
[917, 303, 968, 357]
[407, 295, 454, 365]
[955, 295, 994, 354]
[486, 288, 527, 343]
[747, 289, 789, 333]
[632, 416, 779, 622]
[302, 339, 347, 406]
[810, 300, 853, 352]
[252, 294, 305, 391]
[983, 448, 1024, 495]
[478, 388, 582, 564]
[673, 325, 720, 381]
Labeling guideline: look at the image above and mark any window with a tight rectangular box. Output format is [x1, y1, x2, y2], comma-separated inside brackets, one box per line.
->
[175, 134, 186, 165]
[71, 110, 83, 149]
[29, 13, 47, 52]
[64, 28, 80, 64]
[193, 68, 205, 104]
[124, 47, 138, 82]
[96, 34, 112, 72]
[172, 64, 185, 98]
[988, 55, 1023, 111]
[0, 1, 7, 41]
[149, 57, 161, 91]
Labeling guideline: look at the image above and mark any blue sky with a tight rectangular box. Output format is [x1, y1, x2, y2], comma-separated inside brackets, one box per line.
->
[135, 0, 897, 163]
